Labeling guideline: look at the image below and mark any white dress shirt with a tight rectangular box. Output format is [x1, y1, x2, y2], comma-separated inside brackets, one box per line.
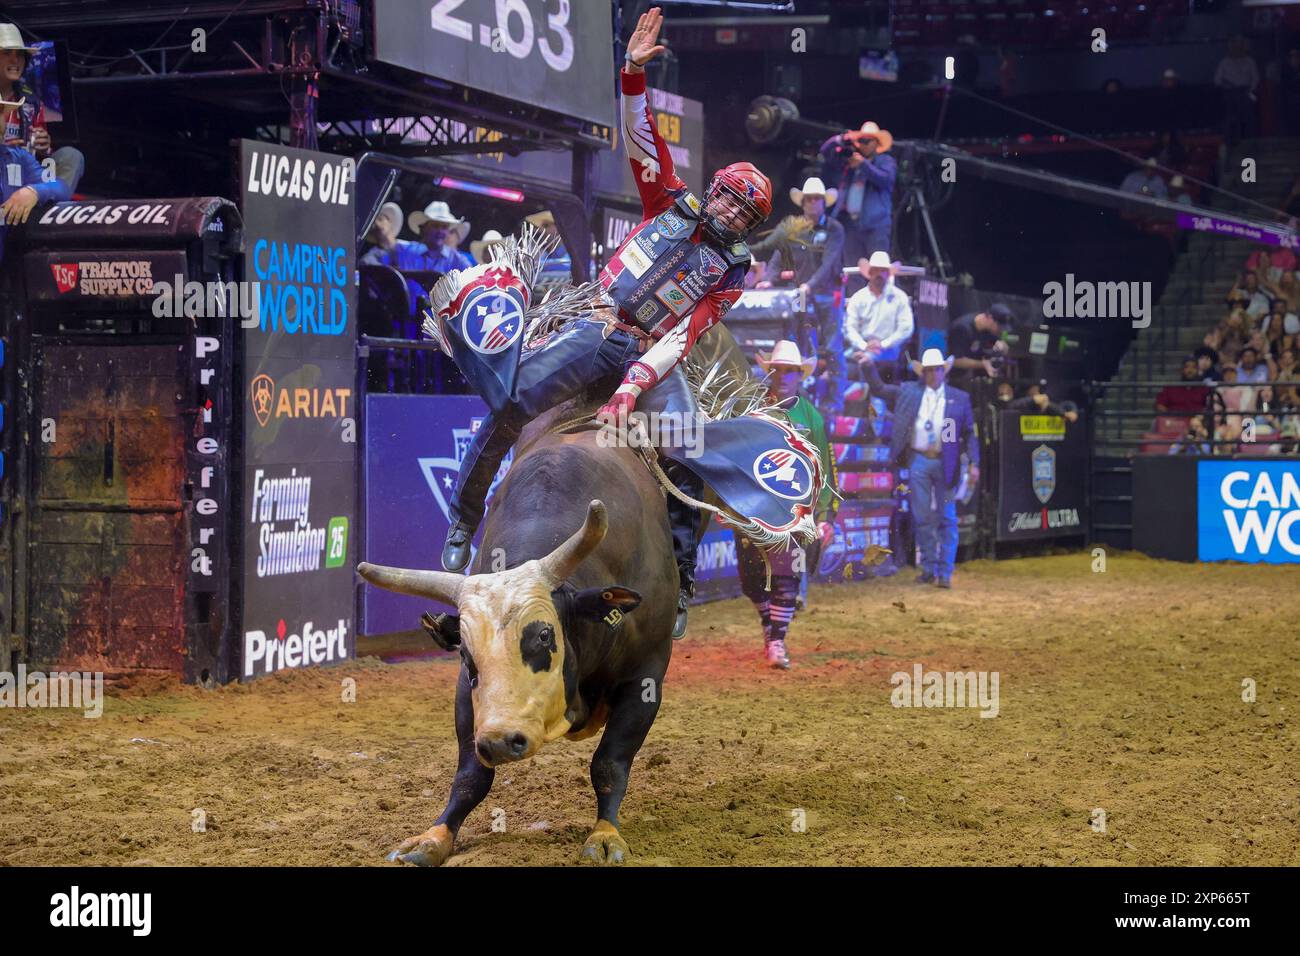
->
[843, 279, 915, 355]
[913, 384, 946, 453]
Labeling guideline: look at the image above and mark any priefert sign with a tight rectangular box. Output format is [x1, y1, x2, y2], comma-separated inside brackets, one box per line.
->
[244, 618, 349, 678]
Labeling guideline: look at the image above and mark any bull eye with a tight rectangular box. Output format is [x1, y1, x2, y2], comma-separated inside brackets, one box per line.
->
[519, 621, 556, 673]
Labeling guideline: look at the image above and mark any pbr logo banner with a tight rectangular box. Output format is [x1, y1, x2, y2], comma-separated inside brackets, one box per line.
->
[995, 410, 1087, 541]
[661, 415, 820, 535]
[362, 394, 514, 634]
[1197, 461, 1300, 564]
[240, 140, 357, 678]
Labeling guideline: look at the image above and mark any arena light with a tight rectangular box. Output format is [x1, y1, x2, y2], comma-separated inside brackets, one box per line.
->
[435, 176, 524, 203]
[944, 57, 955, 81]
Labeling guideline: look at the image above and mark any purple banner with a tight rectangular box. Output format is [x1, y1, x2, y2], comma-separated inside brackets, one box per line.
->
[362, 394, 512, 635]
[1176, 212, 1297, 249]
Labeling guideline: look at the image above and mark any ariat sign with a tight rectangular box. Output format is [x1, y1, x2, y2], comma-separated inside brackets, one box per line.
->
[1198, 462, 1300, 563]
[244, 618, 349, 677]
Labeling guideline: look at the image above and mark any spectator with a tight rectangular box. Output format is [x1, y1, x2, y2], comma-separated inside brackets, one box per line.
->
[0, 110, 65, 259]
[0, 24, 82, 200]
[859, 348, 979, 589]
[753, 176, 845, 367]
[1229, 272, 1272, 320]
[1236, 345, 1272, 385]
[1270, 268, 1300, 314]
[1247, 244, 1295, 275]
[1205, 308, 1251, 366]
[1160, 67, 1179, 90]
[523, 209, 572, 284]
[1277, 346, 1299, 382]
[1156, 357, 1210, 414]
[1153, 129, 1186, 170]
[843, 251, 914, 366]
[407, 200, 473, 273]
[468, 229, 505, 266]
[1169, 175, 1193, 206]
[1195, 345, 1222, 382]
[359, 202, 415, 266]
[947, 302, 1011, 385]
[1215, 35, 1260, 145]
[1213, 366, 1252, 444]
[819, 121, 897, 270]
[1120, 158, 1168, 199]
[1169, 414, 1212, 455]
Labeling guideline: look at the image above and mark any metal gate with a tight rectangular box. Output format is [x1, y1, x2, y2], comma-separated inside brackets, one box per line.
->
[26, 343, 188, 672]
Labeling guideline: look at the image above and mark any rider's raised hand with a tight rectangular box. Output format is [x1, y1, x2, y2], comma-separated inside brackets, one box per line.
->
[626, 6, 667, 71]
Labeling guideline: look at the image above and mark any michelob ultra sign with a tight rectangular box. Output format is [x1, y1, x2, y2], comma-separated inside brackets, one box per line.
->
[1197, 461, 1300, 564]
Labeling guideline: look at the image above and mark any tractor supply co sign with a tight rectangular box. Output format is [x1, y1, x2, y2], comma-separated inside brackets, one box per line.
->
[24, 251, 188, 301]
[1197, 461, 1300, 564]
[372, 0, 615, 128]
[240, 140, 357, 678]
[996, 410, 1087, 541]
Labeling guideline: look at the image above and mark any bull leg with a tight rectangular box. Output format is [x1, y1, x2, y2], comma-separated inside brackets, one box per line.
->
[581, 667, 665, 864]
[388, 667, 493, 867]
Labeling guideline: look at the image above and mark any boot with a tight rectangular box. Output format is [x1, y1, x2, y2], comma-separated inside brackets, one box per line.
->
[441, 521, 474, 572]
[672, 575, 694, 640]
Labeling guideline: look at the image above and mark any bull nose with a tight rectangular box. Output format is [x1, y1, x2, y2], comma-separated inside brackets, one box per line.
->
[475, 731, 530, 765]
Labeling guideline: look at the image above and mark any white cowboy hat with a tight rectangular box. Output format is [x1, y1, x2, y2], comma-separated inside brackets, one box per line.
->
[409, 200, 470, 240]
[789, 176, 838, 208]
[910, 348, 955, 377]
[470, 229, 506, 262]
[372, 201, 403, 232]
[853, 121, 893, 153]
[757, 340, 816, 378]
[858, 251, 897, 276]
[0, 24, 38, 55]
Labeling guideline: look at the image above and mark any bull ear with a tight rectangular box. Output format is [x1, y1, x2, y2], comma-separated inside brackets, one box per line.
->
[567, 585, 642, 622]
[420, 611, 461, 651]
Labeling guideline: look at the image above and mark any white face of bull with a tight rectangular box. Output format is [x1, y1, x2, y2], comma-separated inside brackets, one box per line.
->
[455, 563, 571, 765]
[357, 501, 633, 769]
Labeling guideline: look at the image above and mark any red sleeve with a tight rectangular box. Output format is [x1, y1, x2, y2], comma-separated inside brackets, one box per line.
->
[620, 69, 687, 220]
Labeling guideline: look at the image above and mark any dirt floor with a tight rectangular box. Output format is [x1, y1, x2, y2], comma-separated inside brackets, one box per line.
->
[1, 552, 1297, 867]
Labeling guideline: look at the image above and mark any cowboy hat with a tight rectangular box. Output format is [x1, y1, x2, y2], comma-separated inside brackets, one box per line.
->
[789, 176, 837, 208]
[757, 340, 816, 378]
[409, 200, 470, 241]
[858, 251, 897, 276]
[851, 121, 893, 153]
[371, 201, 403, 232]
[0, 24, 38, 55]
[470, 229, 505, 263]
[910, 347, 955, 377]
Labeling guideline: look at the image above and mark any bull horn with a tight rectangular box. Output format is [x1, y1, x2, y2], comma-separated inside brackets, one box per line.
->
[539, 499, 608, 585]
[357, 562, 464, 605]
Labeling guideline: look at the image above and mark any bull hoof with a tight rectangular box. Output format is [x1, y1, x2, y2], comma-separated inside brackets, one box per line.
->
[387, 823, 455, 867]
[580, 820, 630, 865]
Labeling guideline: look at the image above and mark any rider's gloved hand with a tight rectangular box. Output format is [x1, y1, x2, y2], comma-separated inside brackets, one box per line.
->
[597, 389, 638, 427]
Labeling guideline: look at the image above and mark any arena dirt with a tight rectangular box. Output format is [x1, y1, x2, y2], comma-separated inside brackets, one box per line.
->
[2, 552, 1296, 867]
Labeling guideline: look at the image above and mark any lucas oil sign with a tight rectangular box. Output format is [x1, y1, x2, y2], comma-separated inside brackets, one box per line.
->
[1197, 461, 1300, 564]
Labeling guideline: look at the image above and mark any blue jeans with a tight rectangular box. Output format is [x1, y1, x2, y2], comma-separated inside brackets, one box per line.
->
[909, 454, 957, 579]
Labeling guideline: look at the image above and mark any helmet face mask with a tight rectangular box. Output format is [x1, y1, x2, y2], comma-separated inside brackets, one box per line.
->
[701, 162, 772, 247]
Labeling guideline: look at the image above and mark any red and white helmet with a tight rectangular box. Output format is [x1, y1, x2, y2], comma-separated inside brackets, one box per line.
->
[702, 161, 773, 246]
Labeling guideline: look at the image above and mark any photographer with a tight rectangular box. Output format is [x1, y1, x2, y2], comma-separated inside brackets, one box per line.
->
[819, 121, 897, 269]
[947, 303, 1011, 387]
